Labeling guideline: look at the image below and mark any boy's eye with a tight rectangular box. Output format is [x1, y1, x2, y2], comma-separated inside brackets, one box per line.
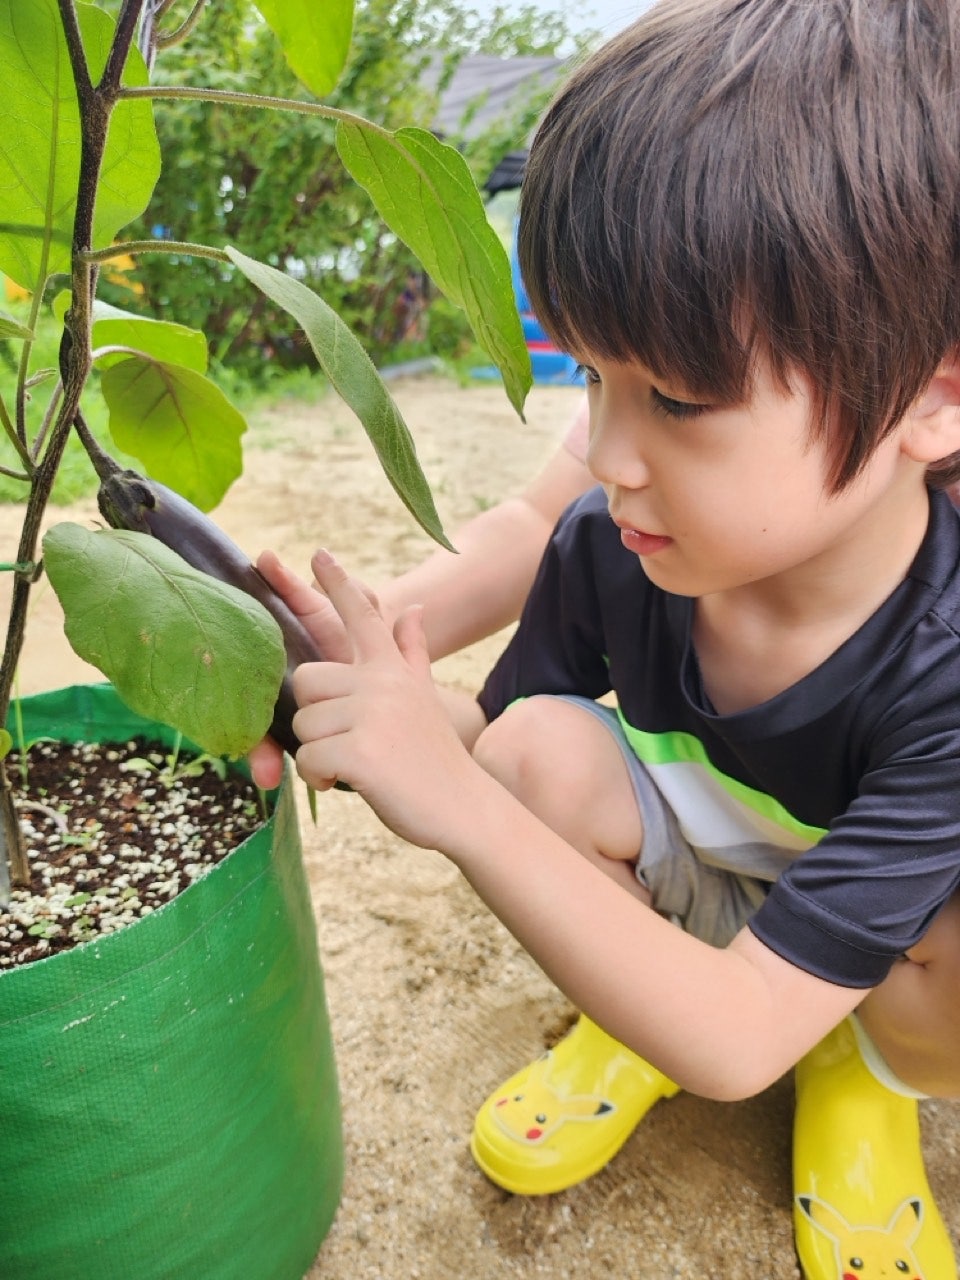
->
[576, 365, 709, 417]
[651, 388, 708, 420]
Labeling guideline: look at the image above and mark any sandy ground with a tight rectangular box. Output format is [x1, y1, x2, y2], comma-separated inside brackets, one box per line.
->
[5, 373, 959, 1279]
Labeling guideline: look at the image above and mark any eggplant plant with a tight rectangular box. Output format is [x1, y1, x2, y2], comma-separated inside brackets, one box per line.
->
[0, 0, 531, 900]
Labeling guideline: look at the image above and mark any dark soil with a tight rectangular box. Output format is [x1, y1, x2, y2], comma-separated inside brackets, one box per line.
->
[0, 737, 264, 969]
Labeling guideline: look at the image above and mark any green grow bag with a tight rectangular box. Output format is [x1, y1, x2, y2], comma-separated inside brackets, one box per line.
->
[0, 684, 343, 1280]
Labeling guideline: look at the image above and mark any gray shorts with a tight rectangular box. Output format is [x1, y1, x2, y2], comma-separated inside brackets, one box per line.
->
[557, 695, 769, 948]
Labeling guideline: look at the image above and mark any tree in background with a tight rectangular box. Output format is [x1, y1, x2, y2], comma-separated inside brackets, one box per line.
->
[115, 0, 587, 377]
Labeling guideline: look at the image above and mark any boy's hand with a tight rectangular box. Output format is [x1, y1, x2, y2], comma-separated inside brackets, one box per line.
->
[291, 549, 484, 851]
[256, 548, 368, 663]
[248, 549, 366, 789]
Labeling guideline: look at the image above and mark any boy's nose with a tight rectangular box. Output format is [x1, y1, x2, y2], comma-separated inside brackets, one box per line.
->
[586, 409, 650, 490]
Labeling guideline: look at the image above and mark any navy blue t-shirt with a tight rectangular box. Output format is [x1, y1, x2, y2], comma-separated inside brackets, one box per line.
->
[478, 485, 960, 989]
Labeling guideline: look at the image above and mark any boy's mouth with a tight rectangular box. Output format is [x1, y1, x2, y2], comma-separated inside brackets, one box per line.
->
[612, 518, 673, 557]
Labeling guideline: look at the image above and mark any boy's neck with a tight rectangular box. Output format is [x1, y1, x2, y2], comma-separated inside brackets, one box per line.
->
[691, 484, 933, 717]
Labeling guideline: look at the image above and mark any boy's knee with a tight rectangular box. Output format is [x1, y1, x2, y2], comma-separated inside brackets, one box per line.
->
[472, 696, 560, 795]
[473, 695, 617, 809]
[860, 892, 960, 1096]
[472, 697, 645, 873]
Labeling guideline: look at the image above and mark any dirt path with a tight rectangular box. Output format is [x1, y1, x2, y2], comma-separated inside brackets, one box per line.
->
[5, 373, 958, 1279]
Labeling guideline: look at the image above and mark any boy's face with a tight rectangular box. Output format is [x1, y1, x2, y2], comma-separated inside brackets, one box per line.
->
[578, 352, 919, 600]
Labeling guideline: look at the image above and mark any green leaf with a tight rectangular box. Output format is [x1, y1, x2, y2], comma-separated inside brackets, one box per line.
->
[92, 301, 208, 372]
[100, 358, 246, 512]
[336, 122, 531, 417]
[53, 294, 208, 371]
[0, 0, 160, 291]
[225, 246, 452, 549]
[252, 0, 354, 98]
[0, 311, 32, 341]
[0, 728, 11, 760]
[43, 523, 286, 760]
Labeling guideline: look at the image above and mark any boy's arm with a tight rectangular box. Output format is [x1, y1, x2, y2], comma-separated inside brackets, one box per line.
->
[376, 429, 593, 660]
[448, 785, 861, 1099]
[292, 551, 863, 1101]
[438, 682, 488, 749]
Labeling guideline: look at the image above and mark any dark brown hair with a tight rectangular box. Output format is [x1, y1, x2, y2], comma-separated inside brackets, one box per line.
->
[519, 0, 960, 489]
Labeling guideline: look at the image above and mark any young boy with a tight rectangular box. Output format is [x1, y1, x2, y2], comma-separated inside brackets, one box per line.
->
[266, 1, 960, 1274]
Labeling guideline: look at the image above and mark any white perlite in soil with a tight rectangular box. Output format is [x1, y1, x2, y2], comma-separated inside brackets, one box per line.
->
[0, 737, 265, 969]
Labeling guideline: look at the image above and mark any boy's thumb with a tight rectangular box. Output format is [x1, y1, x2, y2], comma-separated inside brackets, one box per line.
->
[393, 604, 431, 677]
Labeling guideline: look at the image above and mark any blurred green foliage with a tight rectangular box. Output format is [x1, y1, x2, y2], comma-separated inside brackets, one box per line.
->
[111, 0, 587, 381]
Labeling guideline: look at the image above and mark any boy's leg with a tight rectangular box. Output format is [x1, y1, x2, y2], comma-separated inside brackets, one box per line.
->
[473, 696, 959, 1270]
[793, 1017, 957, 1279]
[793, 897, 960, 1279]
[473, 694, 654, 900]
[469, 694, 679, 1194]
[859, 889, 960, 1096]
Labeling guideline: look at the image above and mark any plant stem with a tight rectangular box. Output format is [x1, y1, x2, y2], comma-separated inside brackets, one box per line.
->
[31, 382, 64, 465]
[0, 393, 33, 474]
[0, 0, 147, 891]
[83, 239, 229, 265]
[17, 801, 68, 834]
[118, 84, 381, 133]
[136, 0, 163, 71]
[156, 0, 206, 50]
[73, 411, 122, 484]
[15, 284, 49, 450]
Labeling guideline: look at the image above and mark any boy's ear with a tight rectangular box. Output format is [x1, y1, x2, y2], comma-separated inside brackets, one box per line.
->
[902, 353, 960, 463]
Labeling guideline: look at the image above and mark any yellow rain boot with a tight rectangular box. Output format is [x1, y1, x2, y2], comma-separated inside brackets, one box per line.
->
[793, 1017, 957, 1280]
[470, 1015, 679, 1195]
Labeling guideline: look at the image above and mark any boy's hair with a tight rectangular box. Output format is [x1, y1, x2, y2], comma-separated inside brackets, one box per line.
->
[519, 0, 960, 490]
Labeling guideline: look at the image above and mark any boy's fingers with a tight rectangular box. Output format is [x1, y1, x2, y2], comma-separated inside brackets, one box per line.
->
[292, 658, 349, 705]
[256, 549, 293, 590]
[257, 548, 355, 663]
[293, 741, 340, 793]
[292, 657, 377, 714]
[393, 604, 431, 679]
[257, 549, 323, 614]
[248, 735, 284, 790]
[310, 550, 394, 659]
[307, 572, 381, 615]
